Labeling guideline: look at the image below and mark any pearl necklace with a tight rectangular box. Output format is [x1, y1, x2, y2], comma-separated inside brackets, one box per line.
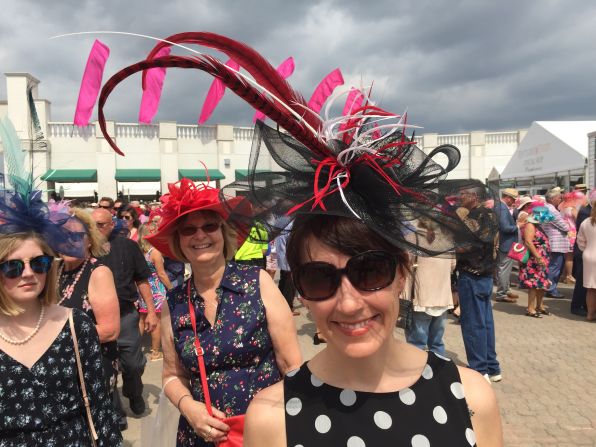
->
[58, 258, 89, 305]
[0, 305, 46, 345]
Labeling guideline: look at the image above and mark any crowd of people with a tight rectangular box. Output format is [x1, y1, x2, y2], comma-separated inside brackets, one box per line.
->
[494, 184, 596, 321]
[2, 29, 593, 447]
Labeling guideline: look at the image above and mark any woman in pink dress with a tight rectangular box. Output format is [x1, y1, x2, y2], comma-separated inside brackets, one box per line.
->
[559, 191, 585, 283]
[576, 192, 596, 321]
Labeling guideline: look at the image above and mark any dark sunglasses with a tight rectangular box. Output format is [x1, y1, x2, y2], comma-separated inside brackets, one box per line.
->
[178, 222, 221, 237]
[122, 215, 133, 220]
[294, 250, 397, 301]
[0, 255, 54, 279]
[98, 205, 112, 209]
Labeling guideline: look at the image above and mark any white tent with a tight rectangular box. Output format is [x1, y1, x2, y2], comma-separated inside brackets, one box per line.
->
[501, 121, 596, 180]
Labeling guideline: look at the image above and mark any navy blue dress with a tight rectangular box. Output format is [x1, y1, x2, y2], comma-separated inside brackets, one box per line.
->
[167, 262, 281, 446]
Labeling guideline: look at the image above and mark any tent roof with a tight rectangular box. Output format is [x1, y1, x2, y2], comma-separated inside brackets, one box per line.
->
[501, 121, 596, 179]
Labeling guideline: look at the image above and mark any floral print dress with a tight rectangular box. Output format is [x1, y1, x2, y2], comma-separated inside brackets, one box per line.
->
[0, 309, 121, 446]
[137, 248, 166, 313]
[167, 262, 281, 447]
[519, 224, 552, 290]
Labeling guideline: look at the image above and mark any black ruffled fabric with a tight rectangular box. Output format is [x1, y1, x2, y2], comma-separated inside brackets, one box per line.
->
[221, 121, 499, 256]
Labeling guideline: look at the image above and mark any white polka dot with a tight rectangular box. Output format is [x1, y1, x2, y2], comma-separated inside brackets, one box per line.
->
[294, 445, 304, 447]
[285, 397, 302, 416]
[434, 352, 451, 361]
[373, 410, 392, 429]
[286, 368, 299, 377]
[422, 364, 433, 380]
[465, 428, 476, 445]
[399, 387, 416, 405]
[315, 414, 332, 433]
[339, 389, 357, 406]
[450, 382, 465, 399]
[433, 405, 448, 424]
[347, 435, 366, 447]
[411, 434, 430, 447]
[310, 374, 323, 387]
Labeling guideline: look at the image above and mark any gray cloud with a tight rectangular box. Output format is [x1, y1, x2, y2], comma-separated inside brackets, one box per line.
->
[1, 0, 594, 133]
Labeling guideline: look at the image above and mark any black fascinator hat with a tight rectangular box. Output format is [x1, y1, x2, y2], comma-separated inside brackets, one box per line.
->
[96, 32, 497, 256]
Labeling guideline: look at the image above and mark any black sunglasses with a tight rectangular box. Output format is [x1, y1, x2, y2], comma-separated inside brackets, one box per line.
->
[294, 250, 397, 301]
[0, 255, 54, 279]
[178, 222, 221, 237]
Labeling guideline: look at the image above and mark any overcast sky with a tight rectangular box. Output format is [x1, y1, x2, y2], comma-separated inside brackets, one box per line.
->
[1, 0, 595, 134]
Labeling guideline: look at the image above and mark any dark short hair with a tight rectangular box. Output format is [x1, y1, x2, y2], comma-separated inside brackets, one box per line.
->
[99, 197, 115, 207]
[286, 214, 410, 276]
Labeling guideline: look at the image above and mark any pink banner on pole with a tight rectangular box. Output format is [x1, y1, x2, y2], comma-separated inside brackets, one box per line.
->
[339, 88, 365, 132]
[138, 46, 171, 124]
[73, 40, 110, 126]
[253, 56, 295, 122]
[307, 68, 344, 113]
[198, 58, 240, 124]
[342, 88, 364, 116]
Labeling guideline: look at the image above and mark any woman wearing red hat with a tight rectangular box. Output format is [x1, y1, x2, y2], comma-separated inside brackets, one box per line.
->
[144, 179, 302, 446]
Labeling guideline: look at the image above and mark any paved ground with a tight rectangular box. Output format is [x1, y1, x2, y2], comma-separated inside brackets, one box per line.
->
[121, 279, 595, 446]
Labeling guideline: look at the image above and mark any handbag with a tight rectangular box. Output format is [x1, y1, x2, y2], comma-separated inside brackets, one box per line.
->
[507, 242, 530, 264]
[68, 310, 99, 447]
[187, 283, 244, 447]
[396, 255, 417, 330]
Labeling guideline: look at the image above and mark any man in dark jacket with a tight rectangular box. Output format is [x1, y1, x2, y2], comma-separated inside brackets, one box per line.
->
[495, 188, 520, 303]
[456, 185, 501, 382]
[571, 202, 592, 315]
[92, 208, 158, 428]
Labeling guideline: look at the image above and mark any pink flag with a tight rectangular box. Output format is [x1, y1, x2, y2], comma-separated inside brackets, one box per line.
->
[139, 46, 171, 124]
[307, 68, 344, 113]
[253, 56, 295, 122]
[73, 40, 110, 126]
[342, 88, 364, 116]
[198, 58, 240, 124]
[339, 88, 365, 133]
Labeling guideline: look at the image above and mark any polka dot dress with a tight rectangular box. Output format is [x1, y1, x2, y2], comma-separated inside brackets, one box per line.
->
[284, 352, 477, 446]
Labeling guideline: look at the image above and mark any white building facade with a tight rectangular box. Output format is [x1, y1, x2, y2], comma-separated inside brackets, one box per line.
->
[1, 73, 527, 201]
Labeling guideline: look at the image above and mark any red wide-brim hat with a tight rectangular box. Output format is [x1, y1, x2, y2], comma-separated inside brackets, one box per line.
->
[145, 178, 242, 259]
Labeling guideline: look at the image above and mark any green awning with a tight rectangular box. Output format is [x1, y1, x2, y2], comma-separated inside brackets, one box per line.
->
[179, 169, 225, 181]
[115, 169, 161, 182]
[41, 169, 97, 182]
[234, 169, 271, 181]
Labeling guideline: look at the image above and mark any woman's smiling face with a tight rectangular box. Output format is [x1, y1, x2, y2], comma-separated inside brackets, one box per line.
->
[300, 237, 406, 359]
[177, 211, 225, 265]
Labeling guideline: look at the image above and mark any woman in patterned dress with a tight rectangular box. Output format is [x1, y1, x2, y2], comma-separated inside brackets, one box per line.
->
[518, 206, 553, 318]
[144, 179, 302, 446]
[137, 223, 171, 361]
[0, 232, 121, 446]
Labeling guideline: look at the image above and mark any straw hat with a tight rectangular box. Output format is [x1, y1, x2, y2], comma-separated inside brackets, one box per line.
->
[502, 188, 519, 199]
[516, 196, 536, 210]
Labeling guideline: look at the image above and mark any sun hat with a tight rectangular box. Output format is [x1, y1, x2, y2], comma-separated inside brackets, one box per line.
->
[501, 188, 519, 199]
[516, 196, 536, 210]
[559, 191, 585, 210]
[145, 178, 242, 259]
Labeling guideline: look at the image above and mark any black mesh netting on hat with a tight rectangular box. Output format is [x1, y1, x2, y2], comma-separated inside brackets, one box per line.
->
[221, 121, 501, 257]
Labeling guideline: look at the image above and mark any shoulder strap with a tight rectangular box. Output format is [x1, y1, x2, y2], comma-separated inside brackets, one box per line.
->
[69, 310, 99, 444]
[187, 281, 214, 416]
